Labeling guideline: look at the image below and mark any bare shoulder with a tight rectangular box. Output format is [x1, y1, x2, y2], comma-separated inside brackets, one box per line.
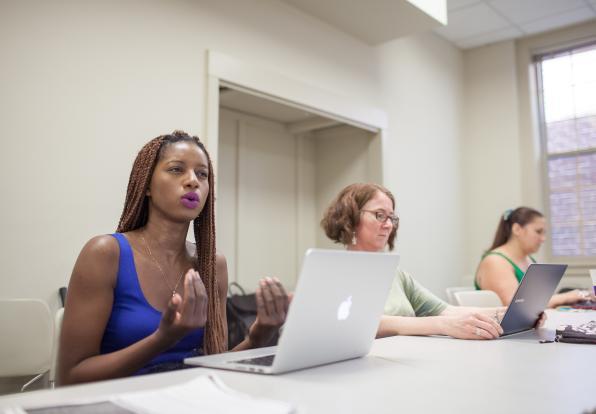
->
[81, 235, 120, 260]
[183, 241, 227, 288]
[216, 253, 228, 268]
[184, 240, 228, 296]
[215, 254, 229, 297]
[476, 252, 517, 293]
[71, 235, 120, 288]
[478, 253, 513, 274]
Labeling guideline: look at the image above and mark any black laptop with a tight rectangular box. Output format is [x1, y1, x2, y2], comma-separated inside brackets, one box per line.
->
[500, 263, 567, 336]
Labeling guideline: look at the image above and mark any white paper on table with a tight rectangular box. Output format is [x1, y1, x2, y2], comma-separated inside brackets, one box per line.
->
[111, 374, 296, 414]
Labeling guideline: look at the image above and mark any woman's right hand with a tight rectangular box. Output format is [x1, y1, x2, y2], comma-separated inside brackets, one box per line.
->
[559, 289, 593, 305]
[549, 289, 593, 308]
[157, 269, 208, 344]
[439, 312, 503, 340]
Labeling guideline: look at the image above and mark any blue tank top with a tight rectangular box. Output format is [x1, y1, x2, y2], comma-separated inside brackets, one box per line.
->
[100, 233, 204, 374]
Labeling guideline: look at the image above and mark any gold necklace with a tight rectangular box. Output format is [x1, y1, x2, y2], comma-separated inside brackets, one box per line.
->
[140, 232, 185, 297]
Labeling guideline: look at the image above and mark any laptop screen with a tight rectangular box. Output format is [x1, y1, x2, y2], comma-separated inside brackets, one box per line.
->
[500, 263, 567, 335]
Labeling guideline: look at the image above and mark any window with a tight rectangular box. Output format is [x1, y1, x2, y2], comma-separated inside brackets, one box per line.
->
[536, 42, 596, 258]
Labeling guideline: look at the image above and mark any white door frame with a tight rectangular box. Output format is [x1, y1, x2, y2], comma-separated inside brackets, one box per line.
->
[205, 51, 389, 285]
[204, 50, 388, 178]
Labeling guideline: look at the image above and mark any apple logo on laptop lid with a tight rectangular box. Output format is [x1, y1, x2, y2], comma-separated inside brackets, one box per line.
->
[337, 296, 352, 321]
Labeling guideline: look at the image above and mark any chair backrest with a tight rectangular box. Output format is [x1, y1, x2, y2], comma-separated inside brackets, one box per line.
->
[0, 299, 53, 377]
[453, 290, 503, 307]
[445, 286, 475, 305]
[49, 307, 64, 387]
[58, 287, 67, 307]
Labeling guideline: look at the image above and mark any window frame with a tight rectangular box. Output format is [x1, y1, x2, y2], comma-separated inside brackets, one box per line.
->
[534, 40, 596, 269]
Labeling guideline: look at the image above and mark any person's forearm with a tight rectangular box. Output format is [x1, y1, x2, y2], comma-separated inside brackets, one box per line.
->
[548, 293, 566, 308]
[60, 331, 177, 385]
[377, 315, 445, 338]
[548, 290, 589, 308]
[441, 305, 473, 315]
[441, 305, 501, 316]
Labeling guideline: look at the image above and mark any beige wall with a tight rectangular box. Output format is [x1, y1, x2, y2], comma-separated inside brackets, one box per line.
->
[461, 20, 596, 286]
[461, 40, 521, 281]
[376, 32, 465, 296]
[0, 0, 381, 309]
[15, 0, 587, 311]
[0, 0, 468, 308]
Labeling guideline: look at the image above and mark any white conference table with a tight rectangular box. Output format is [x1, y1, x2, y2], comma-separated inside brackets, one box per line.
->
[1, 310, 594, 414]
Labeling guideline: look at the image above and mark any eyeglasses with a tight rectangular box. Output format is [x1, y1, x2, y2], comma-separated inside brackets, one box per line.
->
[361, 210, 399, 227]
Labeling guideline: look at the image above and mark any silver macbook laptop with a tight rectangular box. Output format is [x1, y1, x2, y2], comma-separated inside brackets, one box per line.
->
[185, 248, 400, 374]
[500, 263, 567, 336]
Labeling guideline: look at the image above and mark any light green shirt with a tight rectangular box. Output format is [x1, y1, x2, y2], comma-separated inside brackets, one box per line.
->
[384, 269, 448, 317]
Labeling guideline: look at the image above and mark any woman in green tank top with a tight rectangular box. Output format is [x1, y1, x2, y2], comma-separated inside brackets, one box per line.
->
[475, 207, 590, 307]
[476, 251, 534, 287]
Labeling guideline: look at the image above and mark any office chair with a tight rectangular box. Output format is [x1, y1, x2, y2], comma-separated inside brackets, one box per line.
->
[0, 299, 53, 391]
[453, 290, 502, 307]
[445, 286, 474, 305]
[58, 287, 67, 307]
[48, 307, 64, 388]
[49, 287, 67, 387]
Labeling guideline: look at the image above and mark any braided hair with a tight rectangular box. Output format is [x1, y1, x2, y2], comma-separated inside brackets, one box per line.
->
[117, 130, 226, 354]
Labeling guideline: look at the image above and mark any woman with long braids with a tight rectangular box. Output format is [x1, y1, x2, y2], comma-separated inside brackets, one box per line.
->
[58, 131, 289, 384]
[475, 207, 592, 307]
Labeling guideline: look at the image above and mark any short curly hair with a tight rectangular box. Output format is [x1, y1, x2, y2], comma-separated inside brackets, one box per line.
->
[321, 183, 398, 250]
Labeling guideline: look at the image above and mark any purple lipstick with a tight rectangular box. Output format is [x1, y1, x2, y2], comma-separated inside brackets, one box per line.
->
[181, 192, 200, 209]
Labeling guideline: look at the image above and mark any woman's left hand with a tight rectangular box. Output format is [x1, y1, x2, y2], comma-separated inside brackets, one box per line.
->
[439, 312, 503, 339]
[480, 306, 507, 323]
[248, 277, 291, 347]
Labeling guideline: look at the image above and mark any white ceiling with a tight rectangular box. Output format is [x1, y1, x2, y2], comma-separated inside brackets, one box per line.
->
[221, 2, 596, 124]
[279, 0, 595, 50]
[279, 0, 444, 44]
[435, 0, 596, 49]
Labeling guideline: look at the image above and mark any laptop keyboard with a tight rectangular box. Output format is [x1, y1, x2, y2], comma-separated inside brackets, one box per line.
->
[232, 354, 275, 366]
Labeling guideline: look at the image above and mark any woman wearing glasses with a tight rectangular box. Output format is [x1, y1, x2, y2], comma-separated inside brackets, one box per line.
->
[321, 183, 504, 340]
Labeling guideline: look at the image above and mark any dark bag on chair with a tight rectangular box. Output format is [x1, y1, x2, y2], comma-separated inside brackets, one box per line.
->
[226, 282, 280, 350]
[226, 282, 258, 350]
